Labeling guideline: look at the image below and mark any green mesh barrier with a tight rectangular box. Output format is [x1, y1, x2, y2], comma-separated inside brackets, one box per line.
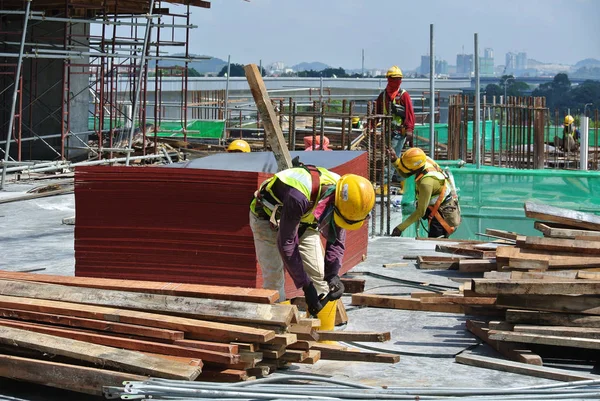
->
[401, 164, 600, 240]
[87, 118, 225, 139]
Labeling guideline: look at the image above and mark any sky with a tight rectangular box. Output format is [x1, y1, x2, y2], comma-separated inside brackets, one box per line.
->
[172, 0, 600, 70]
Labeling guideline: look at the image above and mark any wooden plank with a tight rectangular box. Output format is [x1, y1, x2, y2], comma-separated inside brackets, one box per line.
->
[417, 256, 461, 270]
[351, 294, 464, 313]
[230, 342, 254, 352]
[458, 259, 497, 273]
[310, 343, 399, 363]
[510, 271, 578, 280]
[534, 221, 600, 239]
[173, 339, 238, 354]
[280, 349, 309, 362]
[286, 340, 312, 351]
[506, 309, 600, 328]
[0, 318, 239, 366]
[266, 333, 297, 346]
[524, 202, 600, 232]
[304, 349, 321, 364]
[410, 291, 444, 298]
[0, 354, 146, 396]
[339, 278, 365, 294]
[518, 236, 600, 256]
[473, 279, 600, 295]
[244, 63, 292, 171]
[382, 262, 409, 268]
[578, 271, 600, 280]
[455, 351, 598, 381]
[419, 296, 497, 306]
[465, 320, 542, 365]
[0, 271, 278, 304]
[198, 368, 251, 382]
[335, 300, 348, 326]
[0, 280, 293, 327]
[497, 294, 600, 315]
[289, 324, 319, 341]
[316, 331, 391, 342]
[489, 329, 600, 350]
[0, 307, 184, 340]
[485, 229, 526, 242]
[435, 244, 496, 259]
[0, 294, 275, 343]
[0, 325, 201, 380]
[513, 324, 600, 339]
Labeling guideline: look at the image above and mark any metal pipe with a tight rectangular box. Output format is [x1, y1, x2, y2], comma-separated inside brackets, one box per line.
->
[1, 0, 32, 190]
[474, 32, 481, 169]
[222, 55, 231, 143]
[126, 0, 156, 166]
[580, 115, 589, 171]
[429, 23, 435, 158]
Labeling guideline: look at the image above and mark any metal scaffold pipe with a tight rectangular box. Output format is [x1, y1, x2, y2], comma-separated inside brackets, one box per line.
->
[429, 23, 435, 158]
[474, 32, 481, 169]
[1, 0, 32, 190]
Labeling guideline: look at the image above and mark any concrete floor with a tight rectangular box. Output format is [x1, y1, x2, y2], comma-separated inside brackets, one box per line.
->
[0, 179, 576, 400]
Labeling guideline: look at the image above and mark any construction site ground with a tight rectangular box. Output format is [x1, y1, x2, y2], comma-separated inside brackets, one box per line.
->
[0, 179, 559, 400]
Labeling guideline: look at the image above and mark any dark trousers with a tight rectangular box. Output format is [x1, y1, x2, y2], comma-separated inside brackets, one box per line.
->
[423, 209, 449, 238]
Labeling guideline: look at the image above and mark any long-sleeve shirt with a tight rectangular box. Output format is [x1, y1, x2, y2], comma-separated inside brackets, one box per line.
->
[375, 88, 415, 132]
[395, 176, 443, 232]
[270, 179, 346, 289]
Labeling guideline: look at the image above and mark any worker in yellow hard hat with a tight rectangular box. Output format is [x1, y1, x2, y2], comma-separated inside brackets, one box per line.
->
[554, 115, 580, 152]
[375, 66, 415, 194]
[227, 139, 251, 153]
[387, 147, 461, 238]
[249, 163, 375, 323]
[351, 116, 362, 129]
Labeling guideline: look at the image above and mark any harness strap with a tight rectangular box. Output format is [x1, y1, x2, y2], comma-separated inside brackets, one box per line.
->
[427, 181, 455, 235]
[306, 165, 321, 207]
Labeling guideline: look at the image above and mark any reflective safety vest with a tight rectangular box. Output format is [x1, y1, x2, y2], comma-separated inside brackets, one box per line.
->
[251, 166, 340, 224]
[383, 89, 406, 128]
[415, 159, 452, 206]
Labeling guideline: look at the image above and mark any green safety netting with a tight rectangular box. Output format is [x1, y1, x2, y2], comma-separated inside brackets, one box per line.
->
[87, 118, 225, 139]
[401, 163, 600, 240]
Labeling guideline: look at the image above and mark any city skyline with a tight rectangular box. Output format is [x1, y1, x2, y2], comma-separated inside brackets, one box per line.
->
[180, 0, 599, 71]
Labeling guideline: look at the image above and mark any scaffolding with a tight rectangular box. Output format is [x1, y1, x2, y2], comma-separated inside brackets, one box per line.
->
[0, 0, 212, 188]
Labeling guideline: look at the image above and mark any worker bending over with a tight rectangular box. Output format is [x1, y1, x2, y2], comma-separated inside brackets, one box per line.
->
[227, 139, 251, 153]
[554, 115, 580, 152]
[388, 147, 461, 238]
[250, 165, 375, 316]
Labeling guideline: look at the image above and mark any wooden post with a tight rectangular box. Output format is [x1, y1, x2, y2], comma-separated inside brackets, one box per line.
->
[244, 64, 292, 171]
[533, 97, 545, 169]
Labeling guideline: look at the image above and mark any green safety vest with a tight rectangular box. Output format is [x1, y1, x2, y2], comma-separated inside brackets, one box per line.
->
[383, 89, 406, 128]
[251, 166, 340, 224]
[415, 160, 452, 206]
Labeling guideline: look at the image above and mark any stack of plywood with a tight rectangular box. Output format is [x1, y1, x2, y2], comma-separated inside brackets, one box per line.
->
[0, 272, 398, 396]
[74, 151, 369, 299]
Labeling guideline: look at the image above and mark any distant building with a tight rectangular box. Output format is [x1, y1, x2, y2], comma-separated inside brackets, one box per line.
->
[516, 52, 528, 71]
[418, 55, 449, 76]
[480, 48, 494, 76]
[484, 48, 494, 60]
[456, 54, 473, 76]
[505, 52, 516, 73]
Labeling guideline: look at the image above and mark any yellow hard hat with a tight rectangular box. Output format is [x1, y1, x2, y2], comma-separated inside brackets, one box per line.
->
[352, 117, 360, 125]
[227, 139, 251, 153]
[386, 66, 403, 78]
[397, 147, 427, 174]
[564, 115, 574, 125]
[334, 174, 375, 231]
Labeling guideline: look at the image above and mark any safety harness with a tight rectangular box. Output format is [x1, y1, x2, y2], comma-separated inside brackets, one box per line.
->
[415, 163, 457, 235]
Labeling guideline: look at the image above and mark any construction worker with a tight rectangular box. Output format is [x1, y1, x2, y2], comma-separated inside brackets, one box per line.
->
[227, 139, 251, 153]
[387, 147, 461, 238]
[249, 166, 375, 318]
[554, 115, 580, 152]
[375, 66, 415, 193]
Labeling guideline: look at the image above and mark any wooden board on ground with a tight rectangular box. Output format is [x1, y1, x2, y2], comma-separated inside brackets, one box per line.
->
[489, 330, 600, 350]
[0, 325, 202, 380]
[310, 343, 399, 363]
[0, 271, 278, 304]
[465, 320, 542, 365]
[524, 202, 600, 232]
[518, 237, 600, 256]
[455, 351, 599, 381]
[417, 256, 461, 270]
[496, 294, 600, 315]
[0, 280, 294, 327]
[459, 259, 497, 273]
[316, 331, 391, 342]
[473, 279, 600, 295]
[335, 301, 348, 326]
[485, 229, 526, 242]
[512, 324, 600, 340]
[435, 244, 496, 259]
[505, 309, 600, 328]
[534, 221, 600, 239]
[0, 294, 275, 343]
[351, 293, 464, 313]
[0, 354, 146, 396]
[339, 278, 365, 294]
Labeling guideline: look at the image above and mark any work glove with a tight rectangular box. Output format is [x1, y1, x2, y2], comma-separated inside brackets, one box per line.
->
[325, 275, 344, 300]
[391, 226, 402, 237]
[303, 282, 323, 317]
[386, 147, 398, 163]
[391, 103, 406, 119]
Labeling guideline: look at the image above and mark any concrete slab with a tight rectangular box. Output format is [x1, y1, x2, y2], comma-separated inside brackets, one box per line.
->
[0, 180, 589, 400]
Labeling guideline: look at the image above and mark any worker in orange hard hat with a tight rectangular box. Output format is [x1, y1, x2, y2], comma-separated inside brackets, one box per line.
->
[375, 66, 415, 194]
[227, 139, 251, 153]
[249, 164, 375, 322]
[387, 147, 461, 238]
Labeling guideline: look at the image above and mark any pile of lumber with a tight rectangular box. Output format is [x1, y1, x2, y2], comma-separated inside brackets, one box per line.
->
[0, 272, 397, 396]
